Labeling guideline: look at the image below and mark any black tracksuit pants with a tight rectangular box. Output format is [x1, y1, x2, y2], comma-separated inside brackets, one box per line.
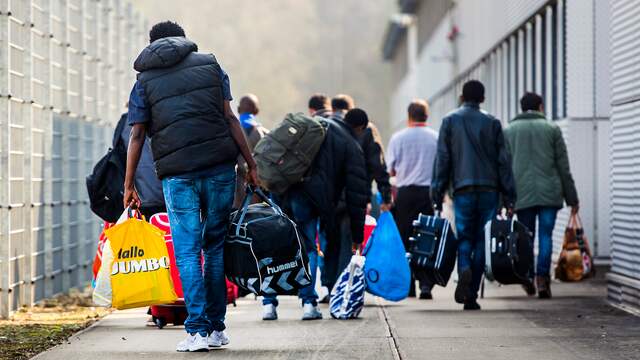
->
[394, 185, 435, 295]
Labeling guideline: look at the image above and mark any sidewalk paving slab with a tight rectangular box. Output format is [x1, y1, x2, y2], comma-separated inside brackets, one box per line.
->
[384, 278, 640, 360]
[33, 297, 396, 360]
[33, 279, 639, 360]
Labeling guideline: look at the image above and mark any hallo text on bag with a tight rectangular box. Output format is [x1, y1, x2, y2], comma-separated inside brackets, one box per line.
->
[118, 245, 144, 259]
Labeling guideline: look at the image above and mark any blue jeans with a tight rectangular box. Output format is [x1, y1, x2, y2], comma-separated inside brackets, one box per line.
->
[453, 191, 499, 301]
[517, 206, 558, 277]
[263, 195, 319, 307]
[162, 169, 236, 336]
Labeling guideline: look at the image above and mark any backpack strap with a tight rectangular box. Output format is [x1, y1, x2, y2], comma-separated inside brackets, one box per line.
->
[112, 114, 129, 149]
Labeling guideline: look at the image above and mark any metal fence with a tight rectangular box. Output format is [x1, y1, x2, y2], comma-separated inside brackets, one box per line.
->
[0, 0, 147, 317]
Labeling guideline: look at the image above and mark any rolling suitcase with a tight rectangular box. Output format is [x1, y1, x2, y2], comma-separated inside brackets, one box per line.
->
[483, 216, 533, 285]
[407, 213, 457, 287]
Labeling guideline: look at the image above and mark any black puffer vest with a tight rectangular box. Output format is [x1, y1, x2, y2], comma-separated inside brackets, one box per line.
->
[134, 37, 238, 178]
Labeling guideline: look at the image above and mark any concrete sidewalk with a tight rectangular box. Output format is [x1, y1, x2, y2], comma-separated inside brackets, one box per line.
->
[34, 279, 639, 360]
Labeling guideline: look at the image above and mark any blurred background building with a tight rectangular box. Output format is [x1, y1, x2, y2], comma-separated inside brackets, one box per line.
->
[134, 0, 395, 136]
[382, 0, 638, 313]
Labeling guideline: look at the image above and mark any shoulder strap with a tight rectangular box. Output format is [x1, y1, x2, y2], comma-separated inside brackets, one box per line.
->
[112, 114, 128, 149]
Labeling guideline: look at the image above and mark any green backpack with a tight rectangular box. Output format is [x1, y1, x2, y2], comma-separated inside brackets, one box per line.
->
[254, 113, 327, 195]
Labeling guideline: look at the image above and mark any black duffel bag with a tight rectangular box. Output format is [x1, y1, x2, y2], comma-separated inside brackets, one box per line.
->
[225, 187, 311, 295]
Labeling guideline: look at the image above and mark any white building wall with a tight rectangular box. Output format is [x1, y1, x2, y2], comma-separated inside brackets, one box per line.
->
[452, 0, 550, 75]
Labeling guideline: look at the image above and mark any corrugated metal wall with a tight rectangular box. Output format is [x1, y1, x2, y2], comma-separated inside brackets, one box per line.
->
[608, 0, 640, 312]
[428, 1, 566, 126]
[0, 0, 147, 317]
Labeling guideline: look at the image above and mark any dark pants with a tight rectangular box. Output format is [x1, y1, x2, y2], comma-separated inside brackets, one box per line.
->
[395, 185, 435, 295]
[453, 191, 499, 301]
[322, 212, 354, 291]
[517, 206, 559, 278]
[263, 194, 320, 306]
[139, 205, 166, 219]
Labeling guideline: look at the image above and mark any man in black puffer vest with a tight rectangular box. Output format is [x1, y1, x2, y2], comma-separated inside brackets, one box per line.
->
[123, 21, 258, 353]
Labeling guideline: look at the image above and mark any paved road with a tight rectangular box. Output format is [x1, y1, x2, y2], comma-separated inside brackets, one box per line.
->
[34, 279, 639, 360]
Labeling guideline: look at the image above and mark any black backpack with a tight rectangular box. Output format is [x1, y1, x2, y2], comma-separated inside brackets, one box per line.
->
[225, 187, 312, 295]
[86, 115, 128, 223]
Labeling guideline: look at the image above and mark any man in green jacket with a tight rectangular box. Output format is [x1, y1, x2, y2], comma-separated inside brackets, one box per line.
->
[505, 92, 579, 299]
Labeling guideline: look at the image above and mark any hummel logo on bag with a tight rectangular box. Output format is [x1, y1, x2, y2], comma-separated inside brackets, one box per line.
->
[266, 260, 299, 275]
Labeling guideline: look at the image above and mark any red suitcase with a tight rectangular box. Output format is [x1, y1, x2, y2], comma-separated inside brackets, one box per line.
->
[148, 213, 238, 329]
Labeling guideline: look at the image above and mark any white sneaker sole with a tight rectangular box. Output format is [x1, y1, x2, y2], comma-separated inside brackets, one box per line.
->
[177, 346, 209, 353]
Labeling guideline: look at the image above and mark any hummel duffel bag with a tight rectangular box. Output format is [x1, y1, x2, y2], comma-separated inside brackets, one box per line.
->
[224, 186, 311, 295]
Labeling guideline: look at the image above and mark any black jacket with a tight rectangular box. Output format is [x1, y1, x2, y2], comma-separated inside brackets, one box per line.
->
[432, 103, 516, 207]
[294, 118, 369, 244]
[357, 125, 392, 204]
[134, 36, 238, 178]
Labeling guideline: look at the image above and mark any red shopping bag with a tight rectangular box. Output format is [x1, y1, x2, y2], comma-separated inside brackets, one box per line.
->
[92, 221, 115, 286]
[361, 215, 377, 250]
[149, 213, 183, 298]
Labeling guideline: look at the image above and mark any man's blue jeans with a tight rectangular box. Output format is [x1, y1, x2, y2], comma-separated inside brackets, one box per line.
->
[453, 191, 499, 301]
[263, 195, 319, 307]
[517, 206, 558, 277]
[162, 169, 236, 336]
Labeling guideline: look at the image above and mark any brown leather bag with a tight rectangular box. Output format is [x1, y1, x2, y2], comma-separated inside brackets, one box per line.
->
[555, 214, 595, 281]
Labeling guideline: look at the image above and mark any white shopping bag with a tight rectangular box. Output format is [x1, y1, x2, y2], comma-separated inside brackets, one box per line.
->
[92, 210, 129, 307]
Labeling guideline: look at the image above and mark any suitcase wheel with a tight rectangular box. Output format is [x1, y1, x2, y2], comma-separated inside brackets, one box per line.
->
[153, 316, 167, 329]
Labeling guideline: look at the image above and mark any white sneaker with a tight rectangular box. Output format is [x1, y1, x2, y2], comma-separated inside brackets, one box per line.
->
[301, 303, 323, 320]
[176, 333, 209, 352]
[208, 330, 230, 347]
[262, 304, 278, 321]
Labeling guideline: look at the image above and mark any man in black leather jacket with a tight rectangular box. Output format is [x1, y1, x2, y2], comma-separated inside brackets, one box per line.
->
[431, 80, 516, 310]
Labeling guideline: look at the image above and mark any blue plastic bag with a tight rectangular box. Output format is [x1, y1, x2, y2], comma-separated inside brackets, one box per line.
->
[363, 212, 410, 301]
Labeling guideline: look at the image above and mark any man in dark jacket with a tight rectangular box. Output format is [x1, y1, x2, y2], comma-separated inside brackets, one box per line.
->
[123, 21, 258, 352]
[432, 80, 516, 311]
[329, 100, 391, 295]
[343, 108, 393, 210]
[505, 93, 579, 299]
[262, 95, 368, 321]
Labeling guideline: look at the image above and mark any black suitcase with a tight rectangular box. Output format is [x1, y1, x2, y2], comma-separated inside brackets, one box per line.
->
[407, 213, 457, 286]
[225, 187, 312, 295]
[483, 217, 533, 285]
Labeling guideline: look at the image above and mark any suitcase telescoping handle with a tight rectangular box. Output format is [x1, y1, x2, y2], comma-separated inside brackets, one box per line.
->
[234, 186, 284, 238]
